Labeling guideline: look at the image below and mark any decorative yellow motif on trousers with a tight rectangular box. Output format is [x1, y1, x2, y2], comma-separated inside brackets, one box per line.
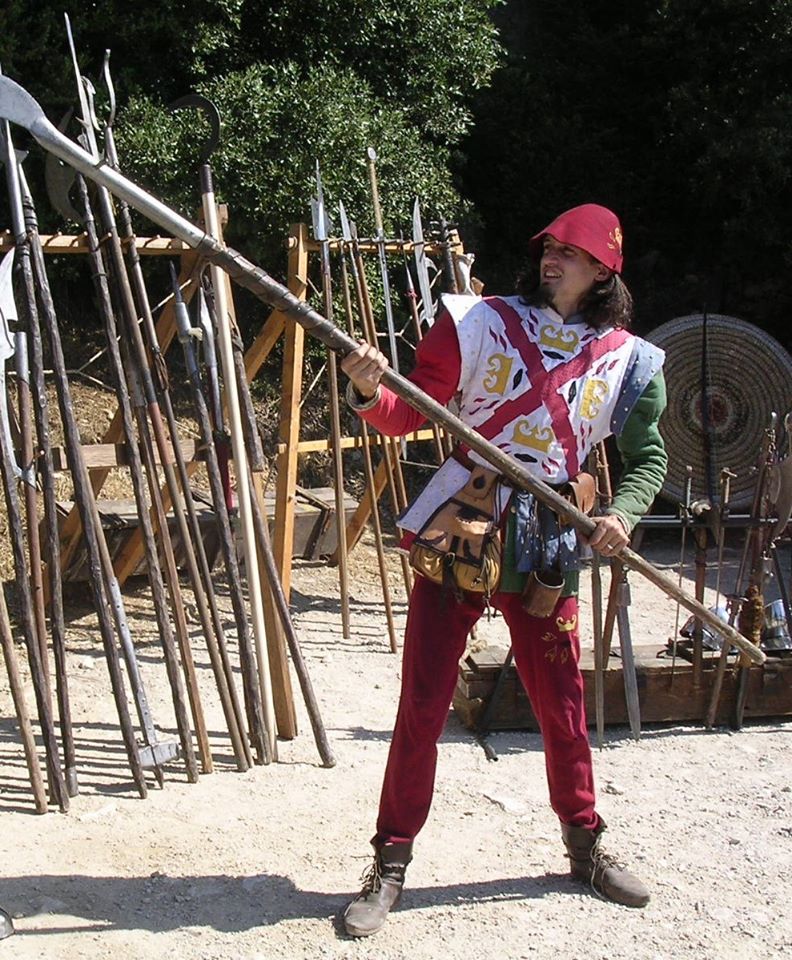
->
[539, 324, 579, 353]
[556, 614, 577, 633]
[544, 646, 570, 665]
[580, 379, 610, 420]
[482, 353, 514, 395]
[541, 632, 557, 644]
[513, 420, 555, 453]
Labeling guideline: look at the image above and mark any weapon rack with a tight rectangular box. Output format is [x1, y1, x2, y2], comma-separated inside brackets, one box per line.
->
[0, 214, 303, 738]
[266, 222, 467, 602]
[0, 216, 467, 740]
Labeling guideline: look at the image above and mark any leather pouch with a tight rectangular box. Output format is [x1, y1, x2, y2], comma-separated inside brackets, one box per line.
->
[559, 471, 596, 525]
[409, 464, 502, 596]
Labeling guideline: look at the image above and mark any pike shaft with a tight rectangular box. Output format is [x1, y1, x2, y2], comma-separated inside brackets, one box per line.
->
[10, 99, 764, 667]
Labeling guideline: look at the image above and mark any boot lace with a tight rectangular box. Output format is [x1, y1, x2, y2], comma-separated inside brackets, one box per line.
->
[589, 838, 627, 899]
[357, 858, 383, 898]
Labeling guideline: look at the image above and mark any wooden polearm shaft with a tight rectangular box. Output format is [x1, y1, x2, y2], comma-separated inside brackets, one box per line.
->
[198, 162, 278, 760]
[227, 318, 336, 766]
[73, 172, 199, 784]
[338, 225, 398, 653]
[19, 194, 78, 797]
[62, 20, 211, 774]
[0, 74, 764, 667]
[103, 119, 251, 773]
[347, 222, 413, 596]
[13, 175, 148, 801]
[1, 121, 67, 810]
[171, 268, 270, 764]
[313, 165, 352, 638]
[0, 586, 47, 813]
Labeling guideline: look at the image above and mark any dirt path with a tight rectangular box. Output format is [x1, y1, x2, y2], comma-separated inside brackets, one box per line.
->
[1, 534, 791, 960]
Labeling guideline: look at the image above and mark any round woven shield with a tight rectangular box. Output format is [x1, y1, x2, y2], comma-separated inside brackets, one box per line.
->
[647, 314, 792, 509]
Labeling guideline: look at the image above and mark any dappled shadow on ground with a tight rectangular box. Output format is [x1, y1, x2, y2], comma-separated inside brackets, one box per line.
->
[0, 719, 242, 814]
[0, 869, 585, 939]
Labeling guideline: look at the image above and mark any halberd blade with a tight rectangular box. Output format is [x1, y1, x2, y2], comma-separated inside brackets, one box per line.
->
[0, 74, 49, 133]
[412, 198, 435, 326]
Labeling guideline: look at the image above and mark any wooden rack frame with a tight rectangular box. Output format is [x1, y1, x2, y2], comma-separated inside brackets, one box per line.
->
[1, 217, 466, 736]
[260, 224, 466, 602]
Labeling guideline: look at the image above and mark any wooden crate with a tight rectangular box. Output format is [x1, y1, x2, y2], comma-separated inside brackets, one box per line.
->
[453, 643, 792, 731]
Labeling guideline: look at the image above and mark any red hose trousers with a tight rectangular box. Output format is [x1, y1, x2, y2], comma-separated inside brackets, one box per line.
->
[375, 576, 598, 846]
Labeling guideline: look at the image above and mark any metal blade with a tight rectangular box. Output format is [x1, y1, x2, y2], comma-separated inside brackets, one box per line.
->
[412, 198, 435, 326]
[102, 50, 116, 128]
[64, 13, 100, 160]
[167, 94, 221, 164]
[312, 160, 332, 242]
[0, 251, 16, 363]
[339, 200, 352, 242]
[43, 109, 82, 223]
[0, 248, 20, 479]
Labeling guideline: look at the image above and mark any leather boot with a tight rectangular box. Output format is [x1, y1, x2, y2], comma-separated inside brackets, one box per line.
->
[0, 906, 14, 940]
[343, 842, 413, 937]
[561, 819, 650, 908]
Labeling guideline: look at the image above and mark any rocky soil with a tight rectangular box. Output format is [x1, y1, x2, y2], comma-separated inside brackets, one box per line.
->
[1, 530, 791, 960]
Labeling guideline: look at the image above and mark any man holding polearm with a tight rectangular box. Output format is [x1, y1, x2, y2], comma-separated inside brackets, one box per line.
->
[340, 204, 667, 936]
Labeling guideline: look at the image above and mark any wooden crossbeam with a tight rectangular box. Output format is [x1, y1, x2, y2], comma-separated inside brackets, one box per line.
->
[46, 439, 202, 471]
[274, 427, 437, 455]
[0, 230, 193, 255]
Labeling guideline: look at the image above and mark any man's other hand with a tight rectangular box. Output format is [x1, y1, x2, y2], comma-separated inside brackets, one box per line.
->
[584, 514, 629, 555]
[340, 341, 389, 400]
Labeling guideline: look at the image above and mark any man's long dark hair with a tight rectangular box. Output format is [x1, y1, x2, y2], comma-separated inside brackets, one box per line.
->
[517, 260, 634, 331]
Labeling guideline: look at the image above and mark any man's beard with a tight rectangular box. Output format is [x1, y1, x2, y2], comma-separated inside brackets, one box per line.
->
[534, 281, 554, 310]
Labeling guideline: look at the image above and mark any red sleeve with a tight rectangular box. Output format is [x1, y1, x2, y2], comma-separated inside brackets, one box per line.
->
[358, 310, 462, 436]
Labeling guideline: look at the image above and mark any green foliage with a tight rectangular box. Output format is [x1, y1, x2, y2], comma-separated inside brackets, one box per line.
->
[115, 61, 461, 285]
[234, 1, 503, 140]
[1, 0, 502, 337]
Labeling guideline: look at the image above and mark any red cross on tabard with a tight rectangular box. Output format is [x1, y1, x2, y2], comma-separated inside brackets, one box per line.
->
[467, 298, 631, 477]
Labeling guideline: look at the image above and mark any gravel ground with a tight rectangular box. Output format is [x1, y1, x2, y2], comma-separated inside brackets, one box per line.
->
[1, 532, 791, 960]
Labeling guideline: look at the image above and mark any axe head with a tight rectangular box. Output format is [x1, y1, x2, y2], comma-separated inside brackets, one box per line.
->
[44, 108, 82, 223]
[138, 739, 180, 770]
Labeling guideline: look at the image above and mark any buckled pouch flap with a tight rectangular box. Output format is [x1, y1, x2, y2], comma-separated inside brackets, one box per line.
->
[560, 471, 596, 520]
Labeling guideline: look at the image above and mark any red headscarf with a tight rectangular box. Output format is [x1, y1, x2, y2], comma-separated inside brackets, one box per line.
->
[529, 204, 624, 273]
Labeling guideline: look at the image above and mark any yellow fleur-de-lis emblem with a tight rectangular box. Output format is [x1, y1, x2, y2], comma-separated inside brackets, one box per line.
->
[482, 353, 513, 395]
[513, 420, 555, 453]
[541, 632, 557, 644]
[556, 615, 577, 633]
[539, 324, 579, 353]
[580, 379, 610, 420]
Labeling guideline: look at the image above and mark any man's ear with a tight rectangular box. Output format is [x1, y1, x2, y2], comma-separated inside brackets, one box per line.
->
[595, 264, 613, 283]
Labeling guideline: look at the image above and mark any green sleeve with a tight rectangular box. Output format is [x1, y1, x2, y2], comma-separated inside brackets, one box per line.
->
[606, 371, 668, 532]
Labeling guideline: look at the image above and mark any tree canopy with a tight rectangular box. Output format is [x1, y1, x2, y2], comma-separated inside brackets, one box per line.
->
[0, 0, 503, 273]
[2, 1, 792, 346]
[459, 1, 792, 342]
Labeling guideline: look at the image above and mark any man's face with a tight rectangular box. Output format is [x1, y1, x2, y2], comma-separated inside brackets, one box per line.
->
[538, 235, 611, 318]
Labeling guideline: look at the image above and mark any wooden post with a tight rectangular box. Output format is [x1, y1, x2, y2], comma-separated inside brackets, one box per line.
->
[221, 255, 298, 740]
[272, 224, 309, 600]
